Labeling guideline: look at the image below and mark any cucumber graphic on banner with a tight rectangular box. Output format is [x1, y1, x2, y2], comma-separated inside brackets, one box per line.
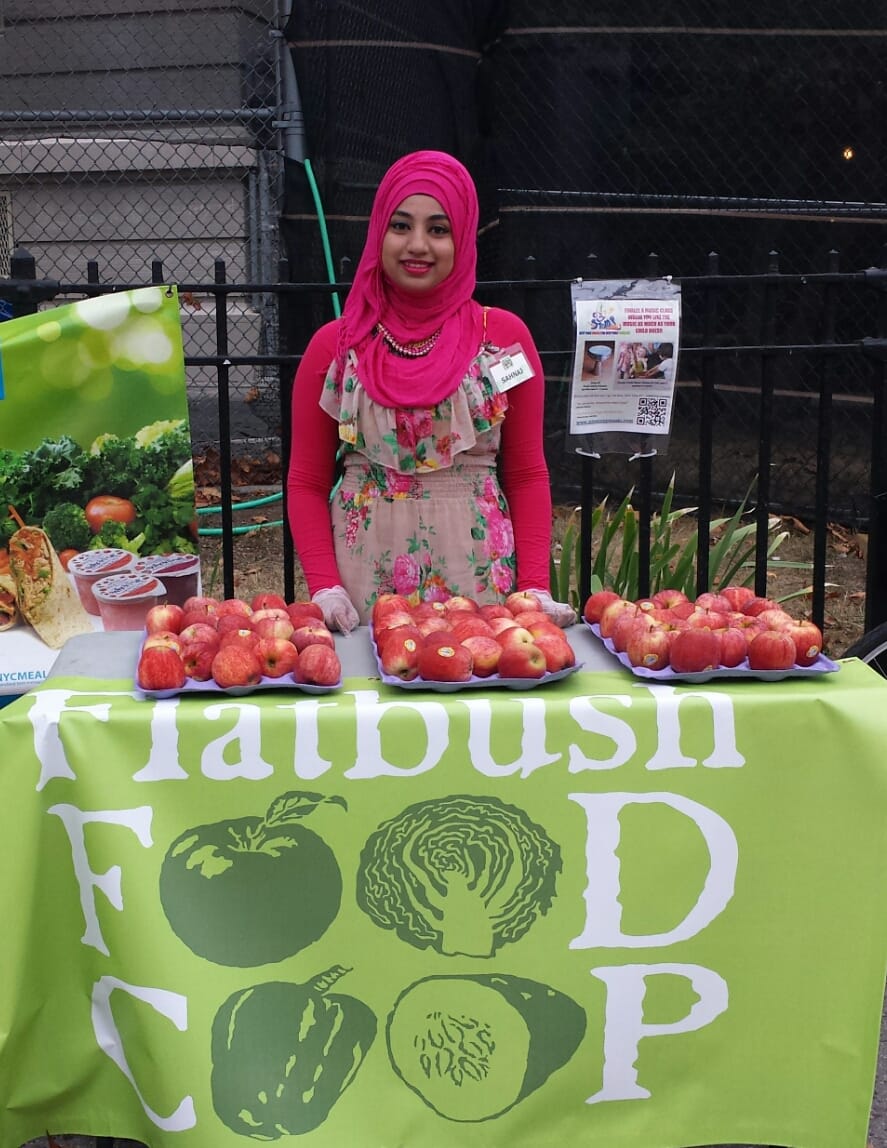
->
[0, 287, 195, 694]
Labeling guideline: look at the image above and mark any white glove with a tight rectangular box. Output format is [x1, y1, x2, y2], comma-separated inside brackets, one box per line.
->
[527, 588, 577, 629]
[311, 585, 360, 634]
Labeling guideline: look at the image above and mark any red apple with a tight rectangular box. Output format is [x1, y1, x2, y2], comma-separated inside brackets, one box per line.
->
[251, 592, 288, 612]
[528, 619, 568, 641]
[145, 603, 185, 635]
[181, 638, 219, 681]
[417, 615, 455, 637]
[505, 590, 542, 616]
[742, 596, 781, 618]
[488, 616, 520, 638]
[372, 592, 412, 617]
[252, 607, 291, 624]
[719, 627, 750, 668]
[444, 595, 480, 616]
[412, 600, 448, 620]
[721, 585, 757, 612]
[784, 620, 823, 667]
[611, 612, 650, 654]
[372, 609, 415, 635]
[182, 595, 219, 617]
[532, 632, 576, 672]
[479, 603, 514, 622]
[295, 644, 342, 686]
[670, 629, 723, 674]
[452, 616, 496, 641]
[287, 601, 325, 625]
[217, 613, 257, 635]
[379, 634, 420, 681]
[694, 591, 732, 614]
[460, 635, 502, 677]
[756, 608, 794, 631]
[179, 621, 219, 645]
[496, 625, 537, 650]
[378, 623, 422, 654]
[219, 628, 260, 650]
[181, 609, 219, 631]
[651, 588, 689, 610]
[292, 624, 336, 652]
[211, 644, 263, 688]
[254, 615, 295, 641]
[626, 626, 671, 671]
[417, 640, 473, 682]
[497, 641, 546, 679]
[138, 645, 186, 691]
[255, 637, 299, 679]
[686, 608, 730, 632]
[582, 589, 622, 625]
[142, 630, 183, 654]
[215, 598, 253, 619]
[747, 629, 797, 670]
[598, 599, 638, 639]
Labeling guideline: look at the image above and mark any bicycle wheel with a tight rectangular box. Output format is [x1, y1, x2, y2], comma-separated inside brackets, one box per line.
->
[843, 622, 887, 678]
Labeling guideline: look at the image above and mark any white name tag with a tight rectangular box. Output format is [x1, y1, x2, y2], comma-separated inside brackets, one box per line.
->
[482, 343, 535, 392]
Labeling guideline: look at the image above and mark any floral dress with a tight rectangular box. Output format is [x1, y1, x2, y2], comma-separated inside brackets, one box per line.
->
[320, 347, 515, 622]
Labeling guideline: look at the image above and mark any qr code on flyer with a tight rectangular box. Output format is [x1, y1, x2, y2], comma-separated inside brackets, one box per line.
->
[636, 396, 669, 427]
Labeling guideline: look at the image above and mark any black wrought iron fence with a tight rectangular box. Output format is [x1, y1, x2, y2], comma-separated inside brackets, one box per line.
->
[2, 245, 886, 640]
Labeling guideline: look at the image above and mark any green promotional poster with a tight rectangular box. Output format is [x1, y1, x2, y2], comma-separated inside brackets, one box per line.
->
[1, 662, 886, 1148]
[0, 287, 195, 694]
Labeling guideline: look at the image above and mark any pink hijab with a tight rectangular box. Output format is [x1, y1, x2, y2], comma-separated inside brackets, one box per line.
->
[337, 150, 483, 408]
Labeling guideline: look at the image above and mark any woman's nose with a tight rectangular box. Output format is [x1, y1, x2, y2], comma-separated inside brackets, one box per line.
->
[406, 228, 430, 254]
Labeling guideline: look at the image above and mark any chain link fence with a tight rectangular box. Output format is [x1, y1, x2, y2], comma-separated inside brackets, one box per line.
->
[2, 2, 886, 516]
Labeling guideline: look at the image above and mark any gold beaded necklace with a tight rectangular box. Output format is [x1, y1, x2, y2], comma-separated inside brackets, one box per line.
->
[375, 321, 442, 358]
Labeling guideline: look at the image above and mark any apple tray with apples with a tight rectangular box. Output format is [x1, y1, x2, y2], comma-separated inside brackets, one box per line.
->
[369, 590, 583, 692]
[583, 587, 840, 684]
[134, 594, 343, 698]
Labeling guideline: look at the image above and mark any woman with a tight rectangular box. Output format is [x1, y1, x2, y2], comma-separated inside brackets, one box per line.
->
[286, 150, 574, 632]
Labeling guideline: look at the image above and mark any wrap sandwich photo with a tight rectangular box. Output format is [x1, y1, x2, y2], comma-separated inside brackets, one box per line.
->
[0, 573, 17, 632]
[7, 526, 93, 649]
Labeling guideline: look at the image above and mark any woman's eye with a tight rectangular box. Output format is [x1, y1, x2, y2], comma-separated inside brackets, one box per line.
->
[389, 220, 409, 232]
[430, 225, 451, 236]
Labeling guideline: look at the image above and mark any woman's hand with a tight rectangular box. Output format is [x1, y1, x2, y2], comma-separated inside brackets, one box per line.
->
[312, 586, 360, 634]
[527, 589, 577, 628]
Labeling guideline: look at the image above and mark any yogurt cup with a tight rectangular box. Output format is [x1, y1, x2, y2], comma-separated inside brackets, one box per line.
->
[92, 572, 168, 631]
[134, 553, 201, 608]
[67, 548, 137, 615]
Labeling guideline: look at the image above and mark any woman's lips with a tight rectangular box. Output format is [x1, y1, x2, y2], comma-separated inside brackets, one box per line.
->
[401, 261, 432, 275]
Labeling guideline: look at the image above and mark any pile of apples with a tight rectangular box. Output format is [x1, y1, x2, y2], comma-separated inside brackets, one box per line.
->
[372, 590, 575, 683]
[136, 593, 342, 692]
[584, 585, 824, 674]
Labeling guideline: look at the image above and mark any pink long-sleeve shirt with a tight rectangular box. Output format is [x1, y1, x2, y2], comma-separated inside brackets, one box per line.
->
[286, 306, 553, 595]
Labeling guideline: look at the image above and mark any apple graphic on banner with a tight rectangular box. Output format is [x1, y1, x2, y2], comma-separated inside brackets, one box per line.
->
[747, 629, 797, 671]
[460, 635, 502, 677]
[784, 620, 823, 667]
[138, 646, 187, 691]
[145, 603, 186, 635]
[292, 624, 335, 652]
[251, 592, 288, 612]
[255, 637, 299, 679]
[497, 642, 546, 679]
[669, 629, 722, 674]
[295, 644, 342, 686]
[211, 645, 263, 688]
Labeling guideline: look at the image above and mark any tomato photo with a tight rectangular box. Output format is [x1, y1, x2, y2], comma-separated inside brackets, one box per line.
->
[84, 495, 137, 534]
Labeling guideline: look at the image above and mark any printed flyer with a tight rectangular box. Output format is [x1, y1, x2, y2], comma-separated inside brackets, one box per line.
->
[568, 279, 682, 437]
[0, 287, 196, 695]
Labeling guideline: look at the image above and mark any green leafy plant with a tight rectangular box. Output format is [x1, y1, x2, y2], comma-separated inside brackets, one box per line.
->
[550, 475, 789, 608]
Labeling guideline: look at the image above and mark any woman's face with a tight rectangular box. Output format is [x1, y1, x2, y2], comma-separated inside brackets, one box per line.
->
[381, 194, 455, 293]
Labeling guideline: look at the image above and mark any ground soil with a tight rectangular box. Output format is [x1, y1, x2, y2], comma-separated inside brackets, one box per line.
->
[195, 484, 869, 659]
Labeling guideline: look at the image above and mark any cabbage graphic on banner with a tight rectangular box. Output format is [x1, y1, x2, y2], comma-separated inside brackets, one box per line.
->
[0, 286, 195, 693]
